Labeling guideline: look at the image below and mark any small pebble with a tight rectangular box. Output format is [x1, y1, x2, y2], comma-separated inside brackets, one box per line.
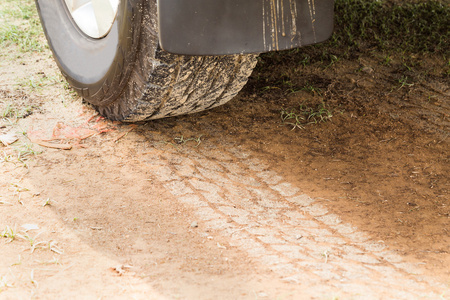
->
[361, 66, 374, 74]
[190, 221, 198, 228]
[257, 292, 268, 298]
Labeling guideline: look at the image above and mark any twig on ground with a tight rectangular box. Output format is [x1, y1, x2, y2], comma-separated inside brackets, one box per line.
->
[113, 125, 136, 143]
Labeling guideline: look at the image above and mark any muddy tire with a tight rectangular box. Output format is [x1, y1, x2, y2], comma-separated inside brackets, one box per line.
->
[36, 0, 257, 122]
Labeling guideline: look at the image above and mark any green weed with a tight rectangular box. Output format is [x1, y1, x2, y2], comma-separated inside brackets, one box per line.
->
[42, 198, 52, 207]
[398, 76, 414, 89]
[0, 101, 33, 121]
[382, 54, 392, 66]
[299, 54, 311, 66]
[0, 276, 13, 292]
[1, 103, 15, 119]
[281, 102, 335, 130]
[17, 231, 46, 253]
[174, 135, 203, 147]
[281, 109, 306, 130]
[0, 197, 13, 206]
[30, 270, 37, 287]
[0, 0, 46, 52]
[17, 74, 62, 92]
[15, 142, 40, 159]
[301, 83, 323, 96]
[261, 86, 281, 92]
[1, 142, 41, 167]
[1, 225, 18, 243]
[11, 255, 22, 266]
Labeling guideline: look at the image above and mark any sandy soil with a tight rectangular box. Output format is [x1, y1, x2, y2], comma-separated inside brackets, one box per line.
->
[1, 19, 449, 300]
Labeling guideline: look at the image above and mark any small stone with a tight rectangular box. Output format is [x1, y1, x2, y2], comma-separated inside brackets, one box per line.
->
[361, 66, 374, 74]
[190, 221, 198, 228]
[0, 132, 18, 146]
[22, 224, 39, 231]
[257, 292, 268, 298]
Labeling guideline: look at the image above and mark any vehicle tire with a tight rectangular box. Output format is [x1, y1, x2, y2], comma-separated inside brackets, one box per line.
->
[36, 0, 258, 121]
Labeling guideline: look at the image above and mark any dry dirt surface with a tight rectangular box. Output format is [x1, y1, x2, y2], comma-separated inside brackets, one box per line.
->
[1, 18, 449, 300]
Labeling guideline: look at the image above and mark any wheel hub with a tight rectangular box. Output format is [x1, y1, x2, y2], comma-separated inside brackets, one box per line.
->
[64, 0, 119, 38]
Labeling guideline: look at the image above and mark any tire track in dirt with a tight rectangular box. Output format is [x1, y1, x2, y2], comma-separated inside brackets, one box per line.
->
[5, 95, 447, 298]
[142, 143, 447, 299]
[2, 104, 447, 298]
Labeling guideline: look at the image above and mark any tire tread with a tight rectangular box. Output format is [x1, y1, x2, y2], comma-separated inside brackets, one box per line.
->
[92, 0, 257, 121]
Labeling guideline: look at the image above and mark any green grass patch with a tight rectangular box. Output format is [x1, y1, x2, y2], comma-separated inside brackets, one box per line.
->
[332, 0, 449, 55]
[17, 73, 63, 91]
[256, 0, 449, 81]
[0, 0, 46, 52]
[1, 141, 41, 167]
[281, 102, 336, 130]
[1, 100, 33, 121]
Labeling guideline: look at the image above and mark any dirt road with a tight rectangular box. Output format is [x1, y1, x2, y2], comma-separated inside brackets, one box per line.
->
[1, 13, 449, 300]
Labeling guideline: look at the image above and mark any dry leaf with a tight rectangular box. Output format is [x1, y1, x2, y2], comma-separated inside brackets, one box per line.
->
[33, 139, 72, 150]
[0, 132, 18, 146]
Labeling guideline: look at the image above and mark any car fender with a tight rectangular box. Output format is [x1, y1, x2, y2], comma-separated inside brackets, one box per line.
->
[158, 0, 335, 55]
